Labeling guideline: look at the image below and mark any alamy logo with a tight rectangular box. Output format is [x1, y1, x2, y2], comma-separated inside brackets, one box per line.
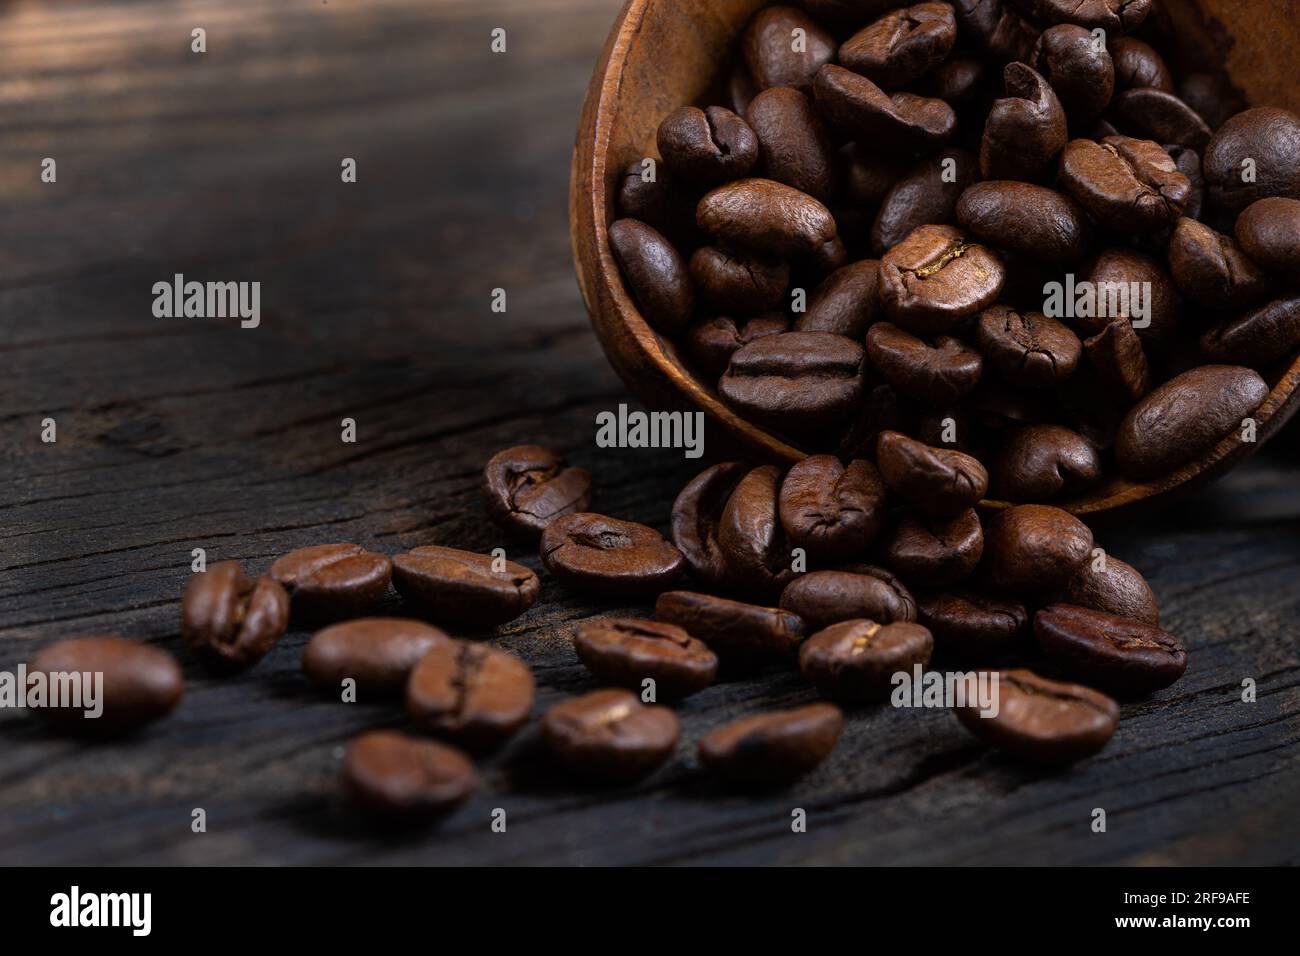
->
[890, 665, 1000, 717]
[595, 404, 704, 459]
[152, 273, 261, 328]
[0, 666, 101, 718]
[50, 886, 151, 936]
[1042, 274, 1150, 328]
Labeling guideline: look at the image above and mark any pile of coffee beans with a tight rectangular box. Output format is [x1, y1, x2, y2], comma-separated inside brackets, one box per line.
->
[610, 0, 1300, 498]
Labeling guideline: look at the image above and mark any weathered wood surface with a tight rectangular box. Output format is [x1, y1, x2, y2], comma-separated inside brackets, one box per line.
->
[0, 0, 1297, 866]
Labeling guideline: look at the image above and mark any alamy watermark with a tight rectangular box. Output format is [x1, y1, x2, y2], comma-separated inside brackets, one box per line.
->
[50, 886, 151, 936]
[1042, 274, 1150, 328]
[595, 403, 704, 459]
[0, 665, 102, 718]
[891, 665, 1000, 718]
[152, 273, 261, 328]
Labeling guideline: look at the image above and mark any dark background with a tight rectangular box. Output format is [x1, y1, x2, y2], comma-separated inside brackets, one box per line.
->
[1, 0, 1297, 865]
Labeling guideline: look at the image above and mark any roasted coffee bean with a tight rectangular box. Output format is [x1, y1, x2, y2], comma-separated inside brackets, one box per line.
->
[1110, 88, 1211, 150]
[719, 332, 865, 435]
[813, 64, 956, 152]
[717, 464, 797, 595]
[342, 730, 475, 822]
[1056, 555, 1159, 624]
[1035, 603, 1187, 695]
[878, 225, 1005, 332]
[746, 86, 835, 202]
[617, 160, 695, 241]
[686, 313, 789, 378]
[405, 640, 534, 751]
[699, 703, 843, 786]
[795, 260, 882, 338]
[670, 461, 747, 589]
[876, 430, 988, 516]
[1059, 136, 1189, 233]
[27, 636, 183, 734]
[697, 178, 837, 260]
[1084, 318, 1152, 405]
[975, 307, 1081, 389]
[391, 546, 539, 629]
[984, 504, 1093, 594]
[656, 590, 804, 668]
[800, 619, 933, 703]
[980, 63, 1067, 182]
[181, 560, 289, 669]
[656, 105, 758, 186]
[1168, 216, 1272, 312]
[778, 455, 886, 563]
[1178, 71, 1247, 131]
[540, 513, 683, 596]
[1203, 107, 1300, 212]
[270, 543, 392, 621]
[779, 565, 917, 630]
[303, 618, 448, 696]
[1031, 0, 1151, 31]
[573, 617, 717, 698]
[953, 0, 1038, 62]
[1108, 36, 1172, 93]
[1200, 296, 1300, 368]
[865, 323, 983, 407]
[1031, 24, 1113, 121]
[917, 591, 1028, 658]
[1115, 365, 1269, 479]
[871, 148, 980, 256]
[990, 425, 1101, 501]
[1080, 247, 1183, 347]
[743, 5, 836, 95]
[956, 182, 1092, 263]
[607, 218, 694, 334]
[541, 689, 679, 782]
[883, 508, 983, 587]
[839, 2, 957, 89]
[482, 444, 594, 539]
[1235, 197, 1300, 275]
[955, 668, 1118, 764]
[689, 245, 789, 314]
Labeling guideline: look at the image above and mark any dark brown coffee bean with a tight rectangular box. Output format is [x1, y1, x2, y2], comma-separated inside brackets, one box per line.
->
[952, 0, 1039, 63]
[391, 546, 539, 629]
[871, 148, 980, 256]
[717, 464, 797, 596]
[1080, 247, 1183, 347]
[976, 307, 1081, 389]
[1084, 318, 1153, 405]
[540, 513, 683, 597]
[1115, 365, 1269, 479]
[617, 160, 695, 242]
[883, 508, 983, 587]
[608, 218, 694, 335]
[985, 504, 1093, 594]
[405, 640, 534, 751]
[955, 668, 1118, 764]
[928, 53, 985, 108]
[482, 444, 594, 539]
[686, 313, 789, 378]
[1056, 555, 1159, 624]
[1200, 296, 1300, 368]
[779, 566, 917, 630]
[573, 617, 718, 698]
[541, 689, 679, 782]
[1031, 0, 1151, 31]
[837, 382, 905, 462]
[981, 63, 1067, 181]
[697, 178, 838, 260]
[746, 86, 836, 202]
[800, 619, 933, 703]
[956, 182, 1092, 263]
[656, 105, 758, 186]
[656, 590, 804, 668]
[181, 560, 289, 669]
[877, 430, 988, 516]
[779, 456, 886, 563]
[699, 703, 843, 786]
[795, 260, 882, 338]
[689, 246, 789, 314]
[1178, 71, 1247, 131]
[719, 332, 865, 435]
[1235, 197, 1300, 275]
[1035, 603, 1187, 695]
[743, 5, 837, 95]
[1108, 36, 1172, 93]
[1031, 24, 1114, 121]
[670, 462, 747, 589]
[917, 590, 1028, 658]
[1203, 108, 1300, 212]
[270, 543, 392, 621]
[1111, 88, 1211, 150]
[1167, 217, 1270, 311]
[839, 2, 957, 89]
[990, 425, 1101, 501]
[1059, 136, 1189, 233]
[865, 323, 983, 407]
[27, 636, 183, 734]
[878, 224, 1005, 332]
[303, 618, 448, 696]
[342, 730, 475, 822]
[813, 64, 956, 153]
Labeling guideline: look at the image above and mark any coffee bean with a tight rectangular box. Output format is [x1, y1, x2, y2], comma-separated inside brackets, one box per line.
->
[181, 560, 289, 669]
[871, 148, 980, 256]
[779, 565, 917, 630]
[27, 636, 183, 734]
[391, 546, 539, 629]
[929, 52, 985, 107]
[865, 323, 983, 407]
[405, 640, 534, 751]
[1166, 217, 1272, 312]
[877, 430, 988, 516]
[778, 455, 886, 563]
[953, 0, 1039, 63]
[617, 160, 695, 242]
[917, 590, 1028, 658]
[1035, 603, 1187, 695]
[656, 105, 758, 186]
[716, 464, 798, 596]
[541, 689, 679, 782]
[1108, 37, 1172, 93]
[482, 444, 594, 539]
[794, 260, 882, 338]
[1110, 88, 1210, 150]
[985, 504, 1093, 594]
[1084, 318, 1153, 405]
[1203, 107, 1300, 212]
[697, 178, 838, 260]
[303, 618, 447, 696]
[608, 218, 694, 335]
[1115, 365, 1269, 479]
[342, 730, 476, 822]
[540, 513, 683, 596]
[745, 86, 835, 202]
[719, 332, 865, 435]
[981, 63, 1067, 181]
[1031, 24, 1113, 121]
[955, 668, 1118, 764]
[956, 182, 1092, 263]
[699, 703, 843, 785]
[1200, 296, 1300, 368]
[839, 2, 957, 89]
[800, 619, 933, 703]
[1059, 136, 1190, 232]
[976, 307, 1081, 389]
[1056, 555, 1159, 624]
[1081, 247, 1183, 347]
[991, 425, 1101, 501]
[813, 64, 956, 152]
[573, 617, 718, 698]
[1033, 0, 1151, 31]
[1235, 197, 1300, 274]
[743, 5, 836, 95]
[878, 224, 1005, 332]
[670, 461, 747, 589]
[689, 245, 789, 315]
[270, 543, 392, 621]
[686, 313, 789, 378]
[656, 590, 804, 668]
[883, 508, 983, 587]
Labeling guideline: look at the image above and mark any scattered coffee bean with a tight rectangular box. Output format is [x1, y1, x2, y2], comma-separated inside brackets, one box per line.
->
[1200, 296, 1300, 368]
[745, 86, 836, 202]
[405, 640, 535, 751]
[302, 618, 447, 697]
[1059, 136, 1189, 233]
[27, 636, 183, 734]
[699, 703, 843, 785]
[656, 590, 804, 668]
[839, 2, 956, 89]
[181, 560, 288, 669]
[1166, 218, 1270, 312]
[574, 617, 718, 698]
[743, 5, 836, 94]
[956, 182, 1091, 263]
[689, 246, 788, 315]
[541, 689, 679, 782]
[813, 63, 956, 152]
[778, 455, 885, 563]
[540, 513, 683, 596]
[1035, 603, 1187, 696]
[984, 504, 1093, 594]
[1031, 24, 1112, 121]
[391, 545, 539, 629]
[794, 259, 882, 338]
[697, 178, 838, 260]
[1084, 318, 1152, 405]
[270, 543, 392, 621]
[1109, 37, 1171, 93]
[482, 444, 594, 538]
[1110, 88, 1210, 150]
[800, 619, 933, 703]
[687, 313, 790, 377]
[870, 148, 979, 256]
[877, 430, 988, 516]
[342, 730, 476, 822]
[779, 565, 916, 630]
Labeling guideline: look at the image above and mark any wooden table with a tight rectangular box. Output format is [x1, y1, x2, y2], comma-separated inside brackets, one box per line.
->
[2, 0, 1297, 866]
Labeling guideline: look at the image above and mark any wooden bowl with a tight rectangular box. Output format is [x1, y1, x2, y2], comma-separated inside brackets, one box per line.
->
[570, 0, 1300, 514]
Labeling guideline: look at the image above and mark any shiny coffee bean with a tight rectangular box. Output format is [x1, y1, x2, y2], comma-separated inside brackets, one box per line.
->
[991, 425, 1101, 501]
[813, 64, 956, 152]
[541, 689, 679, 783]
[719, 332, 865, 435]
[980, 63, 1067, 182]
[656, 105, 758, 186]
[746, 86, 835, 202]
[778, 455, 886, 563]
[540, 513, 683, 596]
[270, 543, 392, 621]
[1031, 24, 1113, 121]
[1110, 88, 1210, 150]
[839, 2, 957, 89]
[976, 307, 1081, 389]
[877, 430, 988, 516]
[917, 590, 1028, 658]
[656, 590, 804, 668]
[779, 566, 917, 630]
[1056, 555, 1159, 624]
[27, 636, 183, 734]
[865, 323, 983, 407]
[1080, 247, 1183, 347]
[743, 5, 836, 94]
[878, 224, 1005, 333]
[689, 245, 788, 315]
[1085, 318, 1152, 405]
[391, 546, 538, 629]
[956, 182, 1092, 263]
[795, 260, 882, 338]
[800, 619, 934, 704]
[1166, 217, 1270, 312]
[686, 313, 789, 378]
[482, 444, 594, 539]
[1108, 37, 1172, 93]
[1059, 136, 1189, 233]
[871, 148, 980, 256]
[1035, 603, 1187, 695]
[985, 504, 1093, 594]
[717, 464, 797, 597]
[670, 461, 747, 589]
[1235, 197, 1300, 274]
[1203, 108, 1300, 212]
[952, 0, 1039, 64]
[181, 560, 289, 669]
[697, 178, 838, 260]
[405, 640, 534, 751]
[1200, 296, 1300, 368]
[342, 730, 476, 822]
[883, 508, 983, 587]
[608, 218, 694, 335]
[699, 703, 843, 786]
[1032, 0, 1151, 31]
[303, 618, 447, 696]
[573, 617, 717, 698]
[955, 668, 1118, 765]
